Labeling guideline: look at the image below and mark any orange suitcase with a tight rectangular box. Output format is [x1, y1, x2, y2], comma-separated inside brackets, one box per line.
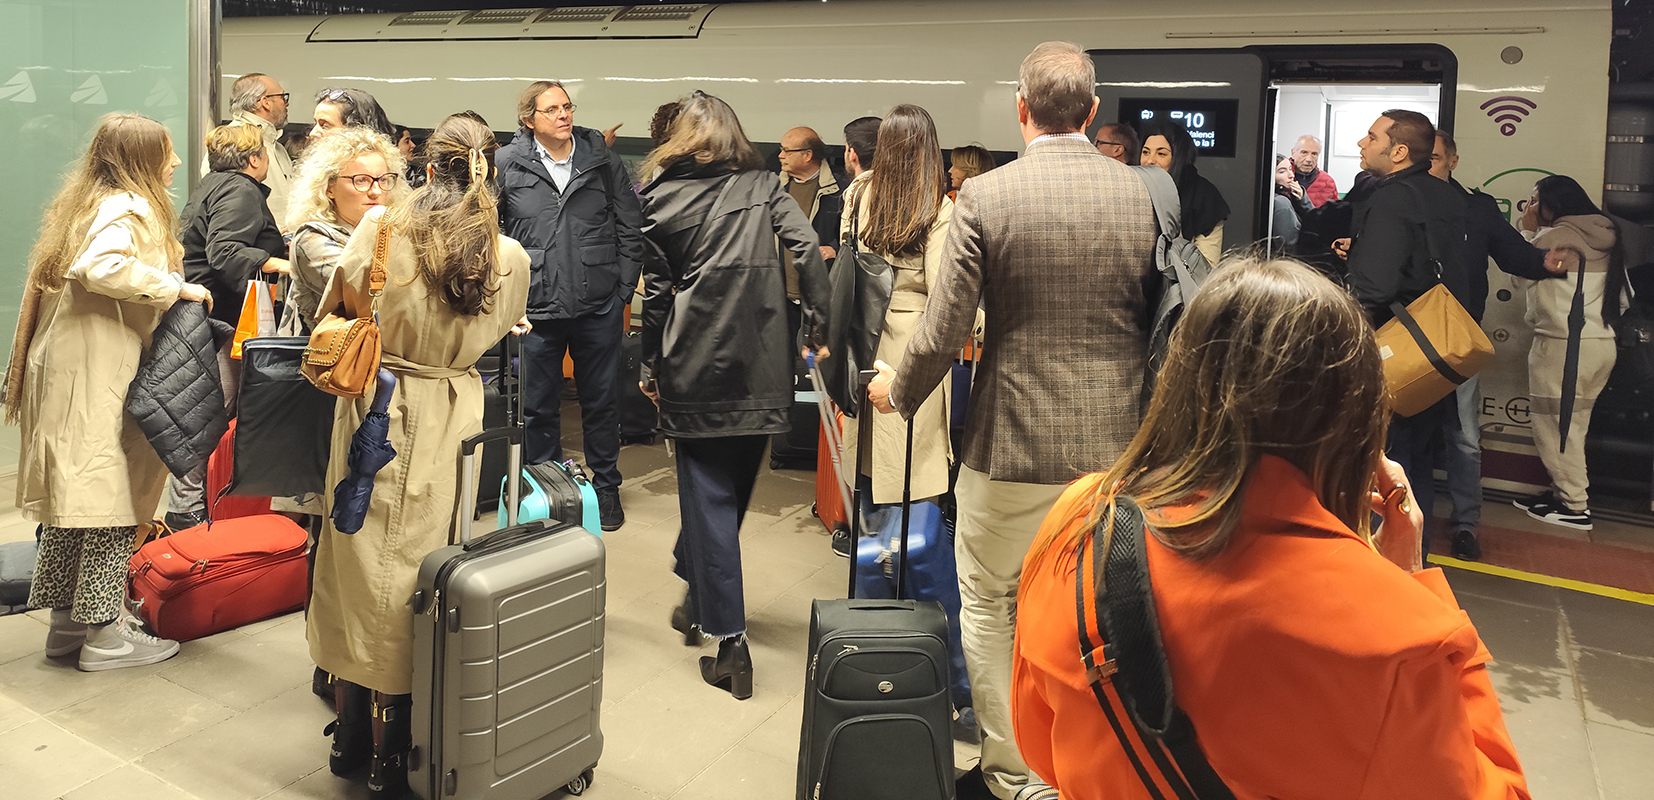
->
[813, 412, 849, 536]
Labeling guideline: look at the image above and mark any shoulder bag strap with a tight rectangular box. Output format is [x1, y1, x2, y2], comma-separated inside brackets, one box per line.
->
[1078, 497, 1236, 800]
[367, 215, 390, 317]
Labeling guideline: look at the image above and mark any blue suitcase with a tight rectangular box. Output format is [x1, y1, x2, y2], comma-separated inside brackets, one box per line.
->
[498, 461, 601, 536]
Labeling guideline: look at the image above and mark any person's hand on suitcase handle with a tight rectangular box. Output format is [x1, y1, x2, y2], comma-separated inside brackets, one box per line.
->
[511, 316, 533, 336]
[869, 359, 897, 414]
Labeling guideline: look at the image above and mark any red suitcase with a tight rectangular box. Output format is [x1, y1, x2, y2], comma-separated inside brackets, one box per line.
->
[128, 514, 308, 641]
[814, 411, 849, 536]
[208, 420, 272, 521]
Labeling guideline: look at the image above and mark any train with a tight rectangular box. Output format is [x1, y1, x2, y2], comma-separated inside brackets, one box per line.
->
[223, 0, 1654, 512]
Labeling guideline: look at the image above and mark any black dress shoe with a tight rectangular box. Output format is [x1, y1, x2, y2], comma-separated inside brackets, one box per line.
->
[699, 636, 753, 700]
[1451, 529, 1483, 561]
[955, 765, 996, 800]
[162, 509, 207, 532]
[670, 590, 701, 646]
[596, 488, 625, 532]
[831, 526, 852, 558]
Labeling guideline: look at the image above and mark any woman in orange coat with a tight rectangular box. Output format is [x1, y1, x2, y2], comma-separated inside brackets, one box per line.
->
[1012, 257, 1530, 800]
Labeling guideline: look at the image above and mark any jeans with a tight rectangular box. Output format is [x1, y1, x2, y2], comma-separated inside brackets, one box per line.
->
[1387, 396, 1450, 536]
[1441, 377, 1483, 531]
[520, 296, 623, 491]
[671, 435, 768, 638]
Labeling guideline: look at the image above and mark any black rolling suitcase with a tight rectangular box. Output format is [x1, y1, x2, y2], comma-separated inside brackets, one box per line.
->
[771, 353, 820, 469]
[476, 341, 516, 513]
[617, 330, 658, 445]
[797, 371, 954, 800]
[409, 419, 607, 799]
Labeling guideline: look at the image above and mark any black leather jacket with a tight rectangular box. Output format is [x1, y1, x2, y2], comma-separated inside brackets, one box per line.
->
[181, 171, 286, 327]
[639, 163, 829, 438]
[496, 126, 647, 321]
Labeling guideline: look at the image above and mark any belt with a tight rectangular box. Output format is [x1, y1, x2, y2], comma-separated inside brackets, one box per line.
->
[380, 354, 475, 380]
[887, 289, 928, 313]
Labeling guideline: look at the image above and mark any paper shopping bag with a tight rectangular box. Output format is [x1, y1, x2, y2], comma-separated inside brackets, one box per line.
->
[230, 279, 276, 360]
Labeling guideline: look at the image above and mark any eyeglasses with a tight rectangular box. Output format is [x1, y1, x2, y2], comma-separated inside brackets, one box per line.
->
[1095, 140, 1125, 148]
[338, 173, 397, 191]
[264, 92, 290, 104]
[535, 103, 577, 117]
[779, 148, 810, 155]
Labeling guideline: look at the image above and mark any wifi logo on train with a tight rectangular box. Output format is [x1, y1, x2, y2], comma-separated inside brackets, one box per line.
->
[1480, 96, 1537, 137]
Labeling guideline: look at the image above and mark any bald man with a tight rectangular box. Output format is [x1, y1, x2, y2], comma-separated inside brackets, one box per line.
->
[776, 125, 842, 337]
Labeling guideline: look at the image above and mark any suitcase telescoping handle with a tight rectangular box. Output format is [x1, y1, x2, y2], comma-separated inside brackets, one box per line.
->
[805, 351, 854, 529]
[845, 369, 915, 601]
[459, 332, 526, 544]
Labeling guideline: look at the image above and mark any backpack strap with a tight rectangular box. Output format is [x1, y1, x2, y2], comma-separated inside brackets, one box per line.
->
[1077, 497, 1237, 800]
[1131, 165, 1184, 241]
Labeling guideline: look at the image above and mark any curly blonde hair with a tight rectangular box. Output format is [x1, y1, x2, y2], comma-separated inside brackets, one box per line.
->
[285, 126, 407, 231]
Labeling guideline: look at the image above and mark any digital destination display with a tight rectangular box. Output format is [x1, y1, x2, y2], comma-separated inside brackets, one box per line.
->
[1118, 97, 1241, 158]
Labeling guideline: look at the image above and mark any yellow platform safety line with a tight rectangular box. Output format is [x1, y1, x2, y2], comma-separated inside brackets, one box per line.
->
[1428, 554, 1654, 606]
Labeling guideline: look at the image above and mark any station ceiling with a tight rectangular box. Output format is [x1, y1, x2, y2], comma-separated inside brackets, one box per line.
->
[224, 0, 809, 15]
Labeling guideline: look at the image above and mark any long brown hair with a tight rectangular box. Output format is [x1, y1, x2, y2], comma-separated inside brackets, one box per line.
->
[7, 113, 181, 423]
[641, 91, 763, 178]
[384, 114, 501, 316]
[1031, 257, 1390, 572]
[859, 105, 946, 258]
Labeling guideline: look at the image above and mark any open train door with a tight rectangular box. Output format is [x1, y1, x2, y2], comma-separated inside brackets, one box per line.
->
[1087, 49, 1270, 249]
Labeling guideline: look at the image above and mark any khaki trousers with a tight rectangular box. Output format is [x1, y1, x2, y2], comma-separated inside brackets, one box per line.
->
[955, 465, 1068, 800]
[1528, 335, 1616, 510]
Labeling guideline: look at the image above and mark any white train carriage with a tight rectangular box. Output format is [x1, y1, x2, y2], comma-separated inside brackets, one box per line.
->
[225, 0, 1654, 512]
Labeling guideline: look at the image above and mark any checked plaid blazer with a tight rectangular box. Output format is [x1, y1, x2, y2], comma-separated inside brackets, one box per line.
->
[890, 134, 1158, 485]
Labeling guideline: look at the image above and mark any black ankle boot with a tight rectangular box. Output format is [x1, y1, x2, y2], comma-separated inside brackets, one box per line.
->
[699, 636, 753, 700]
[368, 692, 413, 798]
[313, 667, 336, 709]
[323, 679, 371, 776]
[670, 590, 700, 647]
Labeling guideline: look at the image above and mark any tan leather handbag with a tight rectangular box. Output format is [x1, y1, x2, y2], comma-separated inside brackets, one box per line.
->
[302, 219, 387, 398]
[1375, 284, 1494, 417]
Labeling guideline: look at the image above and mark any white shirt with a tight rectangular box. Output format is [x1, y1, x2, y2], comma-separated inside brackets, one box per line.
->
[534, 135, 576, 193]
[1029, 132, 1091, 148]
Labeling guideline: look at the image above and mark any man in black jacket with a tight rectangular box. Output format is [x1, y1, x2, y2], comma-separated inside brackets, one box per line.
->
[1428, 130, 1569, 560]
[1345, 109, 1472, 547]
[498, 80, 647, 531]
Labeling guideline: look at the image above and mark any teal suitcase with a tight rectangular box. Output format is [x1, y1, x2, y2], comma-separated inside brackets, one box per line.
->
[497, 460, 601, 536]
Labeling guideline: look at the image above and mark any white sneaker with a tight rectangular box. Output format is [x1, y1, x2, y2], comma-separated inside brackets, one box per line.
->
[45, 609, 89, 657]
[77, 615, 180, 672]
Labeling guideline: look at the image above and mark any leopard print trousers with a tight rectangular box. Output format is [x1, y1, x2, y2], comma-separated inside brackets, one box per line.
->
[28, 525, 138, 624]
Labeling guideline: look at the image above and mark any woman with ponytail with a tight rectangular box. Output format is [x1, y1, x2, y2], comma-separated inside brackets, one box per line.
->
[7, 114, 210, 673]
[305, 113, 529, 798]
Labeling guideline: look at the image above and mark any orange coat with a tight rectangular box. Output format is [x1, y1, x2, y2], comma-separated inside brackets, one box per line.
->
[1012, 456, 1529, 800]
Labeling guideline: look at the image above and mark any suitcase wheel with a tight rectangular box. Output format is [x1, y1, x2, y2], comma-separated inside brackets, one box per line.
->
[565, 768, 595, 795]
[811, 501, 818, 519]
[771, 458, 782, 470]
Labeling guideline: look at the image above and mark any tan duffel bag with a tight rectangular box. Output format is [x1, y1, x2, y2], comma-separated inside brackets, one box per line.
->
[1375, 284, 1494, 417]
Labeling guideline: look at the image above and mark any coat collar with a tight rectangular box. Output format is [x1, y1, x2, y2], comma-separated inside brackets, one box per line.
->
[1025, 134, 1103, 157]
[778, 164, 840, 198]
[1236, 455, 1370, 547]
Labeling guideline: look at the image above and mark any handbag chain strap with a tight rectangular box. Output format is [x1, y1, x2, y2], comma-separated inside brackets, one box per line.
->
[368, 215, 390, 318]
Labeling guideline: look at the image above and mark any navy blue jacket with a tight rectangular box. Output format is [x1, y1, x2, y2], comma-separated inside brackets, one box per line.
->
[1453, 178, 1554, 322]
[497, 126, 647, 321]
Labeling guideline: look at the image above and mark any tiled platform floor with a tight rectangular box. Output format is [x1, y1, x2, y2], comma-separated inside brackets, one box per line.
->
[1, 431, 1651, 799]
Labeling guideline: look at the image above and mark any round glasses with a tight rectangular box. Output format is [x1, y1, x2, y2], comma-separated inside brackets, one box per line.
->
[339, 173, 397, 191]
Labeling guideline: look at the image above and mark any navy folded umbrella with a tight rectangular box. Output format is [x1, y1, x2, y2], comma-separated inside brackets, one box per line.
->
[332, 369, 398, 534]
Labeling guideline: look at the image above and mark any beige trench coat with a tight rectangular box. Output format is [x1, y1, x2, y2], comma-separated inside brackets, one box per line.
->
[16, 193, 182, 527]
[840, 176, 955, 504]
[306, 209, 529, 695]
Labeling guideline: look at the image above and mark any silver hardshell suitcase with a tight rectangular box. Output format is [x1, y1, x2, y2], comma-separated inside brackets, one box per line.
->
[409, 424, 606, 798]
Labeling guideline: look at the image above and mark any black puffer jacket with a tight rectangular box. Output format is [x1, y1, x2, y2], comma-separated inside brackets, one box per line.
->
[125, 301, 233, 478]
[639, 162, 829, 438]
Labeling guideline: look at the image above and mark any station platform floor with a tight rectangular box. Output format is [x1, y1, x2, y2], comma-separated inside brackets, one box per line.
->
[0, 411, 1651, 799]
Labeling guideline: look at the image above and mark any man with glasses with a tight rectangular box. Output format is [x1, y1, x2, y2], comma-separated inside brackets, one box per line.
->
[497, 79, 646, 532]
[218, 73, 294, 225]
[1093, 121, 1139, 165]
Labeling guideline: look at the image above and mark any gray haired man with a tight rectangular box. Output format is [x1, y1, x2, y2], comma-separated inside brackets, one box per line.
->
[219, 73, 294, 225]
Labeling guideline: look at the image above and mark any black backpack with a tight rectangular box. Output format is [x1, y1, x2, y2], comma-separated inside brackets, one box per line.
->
[1077, 497, 1236, 799]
